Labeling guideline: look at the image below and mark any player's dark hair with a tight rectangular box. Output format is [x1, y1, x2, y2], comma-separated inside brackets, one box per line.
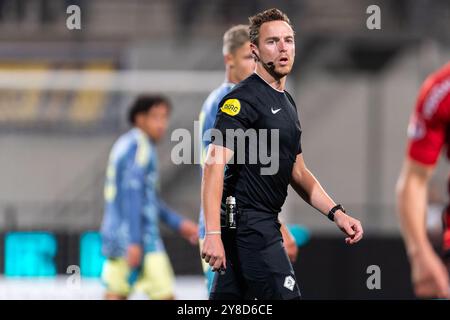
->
[248, 8, 293, 46]
[128, 95, 171, 125]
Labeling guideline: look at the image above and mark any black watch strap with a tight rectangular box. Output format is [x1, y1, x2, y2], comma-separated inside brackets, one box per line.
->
[327, 204, 345, 222]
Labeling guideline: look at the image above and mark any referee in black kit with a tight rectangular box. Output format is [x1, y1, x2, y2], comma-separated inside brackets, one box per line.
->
[201, 8, 363, 300]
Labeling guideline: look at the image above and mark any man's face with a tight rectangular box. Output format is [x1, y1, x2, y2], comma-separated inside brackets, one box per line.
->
[228, 41, 255, 82]
[252, 20, 295, 77]
[140, 103, 170, 143]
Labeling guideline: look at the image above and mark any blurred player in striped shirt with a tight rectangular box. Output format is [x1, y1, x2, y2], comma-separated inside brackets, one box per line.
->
[100, 95, 198, 300]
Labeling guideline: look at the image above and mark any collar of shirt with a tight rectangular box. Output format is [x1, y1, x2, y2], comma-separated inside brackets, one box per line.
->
[254, 71, 285, 93]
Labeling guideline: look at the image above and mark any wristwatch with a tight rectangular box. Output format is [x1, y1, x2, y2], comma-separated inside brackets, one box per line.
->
[327, 204, 345, 222]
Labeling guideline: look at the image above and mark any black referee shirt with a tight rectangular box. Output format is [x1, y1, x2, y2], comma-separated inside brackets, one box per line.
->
[212, 73, 302, 214]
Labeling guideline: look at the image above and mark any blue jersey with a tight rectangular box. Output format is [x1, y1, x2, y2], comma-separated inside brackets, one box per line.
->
[101, 128, 184, 257]
[198, 82, 234, 239]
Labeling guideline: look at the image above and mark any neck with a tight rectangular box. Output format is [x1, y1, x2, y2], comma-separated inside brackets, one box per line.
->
[255, 64, 286, 91]
[135, 125, 153, 142]
[225, 67, 238, 84]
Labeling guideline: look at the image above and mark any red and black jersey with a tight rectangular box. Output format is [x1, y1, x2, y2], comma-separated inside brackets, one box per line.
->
[407, 62, 450, 165]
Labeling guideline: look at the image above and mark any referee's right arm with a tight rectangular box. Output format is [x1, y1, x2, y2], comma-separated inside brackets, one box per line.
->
[201, 144, 234, 271]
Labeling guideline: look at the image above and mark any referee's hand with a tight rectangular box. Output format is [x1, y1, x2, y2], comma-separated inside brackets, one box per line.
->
[333, 210, 363, 245]
[201, 234, 226, 272]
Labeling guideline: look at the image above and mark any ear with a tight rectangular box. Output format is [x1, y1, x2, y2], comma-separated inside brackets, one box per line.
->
[135, 112, 146, 127]
[250, 43, 258, 61]
[224, 53, 234, 68]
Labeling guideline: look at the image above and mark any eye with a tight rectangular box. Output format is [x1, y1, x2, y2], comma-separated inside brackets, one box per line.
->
[267, 39, 275, 44]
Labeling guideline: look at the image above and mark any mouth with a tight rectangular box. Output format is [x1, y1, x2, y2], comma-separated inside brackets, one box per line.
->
[278, 57, 289, 66]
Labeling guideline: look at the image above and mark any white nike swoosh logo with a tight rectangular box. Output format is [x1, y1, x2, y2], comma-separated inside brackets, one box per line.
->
[271, 108, 281, 114]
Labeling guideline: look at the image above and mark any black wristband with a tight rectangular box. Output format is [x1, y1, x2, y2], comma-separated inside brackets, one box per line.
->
[327, 204, 345, 222]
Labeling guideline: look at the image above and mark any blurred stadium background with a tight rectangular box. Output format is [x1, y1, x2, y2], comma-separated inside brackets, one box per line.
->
[0, 0, 449, 299]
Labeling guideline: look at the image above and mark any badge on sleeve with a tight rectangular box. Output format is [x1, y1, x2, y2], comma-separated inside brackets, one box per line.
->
[407, 114, 426, 140]
[220, 99, 241, 116]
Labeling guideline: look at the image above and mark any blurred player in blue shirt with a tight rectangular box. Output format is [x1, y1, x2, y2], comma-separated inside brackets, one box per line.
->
[198, 25, 299, 293]
[101, 95, 198, 300]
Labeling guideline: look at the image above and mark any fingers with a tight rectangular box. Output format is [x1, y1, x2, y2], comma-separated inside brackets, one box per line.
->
[342, 222, 355, 238]
[202, 249, 226, 271]
[338, 214, 363, 245]
[212, 257, 223, 271]
[415, 280, 435, 298]
[212, 253, 227, 271]
[210, 255, 226, 272]
[286, 244, 298, 262]
[353, 221, 364, 240]
[436, 266, 450, 299]
[127, 250, 141, 268]
[189, 235, 198, 245]
[210, 252, 225, 268]
[202, 250, 216, 265]
[347, 221, 363, 244]
[289, 250, 298, 263]
[128, 258, 140, 268]
[127, 258, 137, 268]
[414, 265, 450, 299]
[208, 255, 217, 267]
[415, 279, 448, 299]
[436, 284, 450, 299]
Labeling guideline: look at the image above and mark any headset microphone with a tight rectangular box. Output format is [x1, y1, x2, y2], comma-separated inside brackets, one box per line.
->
[253, 51, 275, 72]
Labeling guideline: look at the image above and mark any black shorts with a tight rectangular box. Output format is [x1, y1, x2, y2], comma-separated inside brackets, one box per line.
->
[209, 210, 301, 300]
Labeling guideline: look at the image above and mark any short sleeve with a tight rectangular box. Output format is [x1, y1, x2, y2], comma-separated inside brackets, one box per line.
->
[211, 97, 259, 151]
[285, 90, 303, 156]
[407, 83, 449, 166]
[297, 131, 302, 155]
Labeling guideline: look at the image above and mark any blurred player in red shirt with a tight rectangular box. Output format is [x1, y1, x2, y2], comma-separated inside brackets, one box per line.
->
[397, 61, 450, 299]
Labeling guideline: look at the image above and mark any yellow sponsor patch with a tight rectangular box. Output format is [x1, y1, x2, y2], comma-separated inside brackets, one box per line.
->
[220, 99, 241, 116]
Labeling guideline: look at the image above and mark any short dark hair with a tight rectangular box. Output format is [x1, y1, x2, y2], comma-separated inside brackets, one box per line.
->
[248, 8, 293, 46]
[128, 95, 171, 125]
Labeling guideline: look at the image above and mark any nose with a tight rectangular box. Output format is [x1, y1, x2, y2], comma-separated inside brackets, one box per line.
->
[277, 39, 287, 52]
